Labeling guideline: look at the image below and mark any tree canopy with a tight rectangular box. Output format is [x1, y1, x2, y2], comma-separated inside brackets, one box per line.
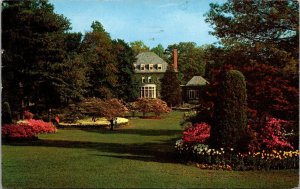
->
[2, 0, 85, 113]
[165, 42, 206, 84]
[203, 0, 299, 126]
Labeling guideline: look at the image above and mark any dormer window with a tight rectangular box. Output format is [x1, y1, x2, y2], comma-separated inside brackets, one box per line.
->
[157, 64, 162, 71]
[148, 76, 152, 83]
[149, 64, 153, 71]
[140, 64, 145, 71]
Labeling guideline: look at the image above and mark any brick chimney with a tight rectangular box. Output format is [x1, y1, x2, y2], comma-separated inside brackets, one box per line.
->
[173, 48, 178, 71]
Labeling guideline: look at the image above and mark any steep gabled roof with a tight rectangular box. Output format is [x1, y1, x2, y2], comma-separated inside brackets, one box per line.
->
[134, 52, 168, 73]
[186, 76, 209, 86]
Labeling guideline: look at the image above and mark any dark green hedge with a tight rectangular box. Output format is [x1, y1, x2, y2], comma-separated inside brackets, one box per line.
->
[211, 70, 248, 150]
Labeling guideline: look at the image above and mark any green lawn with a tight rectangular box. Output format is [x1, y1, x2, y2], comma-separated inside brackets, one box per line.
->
[2, 111, 299, 188]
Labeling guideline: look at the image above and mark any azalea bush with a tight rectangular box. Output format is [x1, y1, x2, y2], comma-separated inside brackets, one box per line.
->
[24, 110, 34, 119]
[182, 123, 210, 144]
[248, 117, 294, 152]
[2, 123, 37, 141]
[2, 111, 57, 142]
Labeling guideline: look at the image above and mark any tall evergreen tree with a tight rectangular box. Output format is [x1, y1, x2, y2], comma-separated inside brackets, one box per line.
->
[112, 39, 139, 102]
[160, 65, 182, 107]
[2, 0, 86, 115]
[211, 70, 247, 150]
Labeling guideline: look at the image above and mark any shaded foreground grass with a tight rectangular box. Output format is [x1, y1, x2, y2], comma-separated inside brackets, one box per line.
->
[2, 111, 299, 188]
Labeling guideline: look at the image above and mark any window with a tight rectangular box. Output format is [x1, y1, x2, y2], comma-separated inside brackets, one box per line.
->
[140, 84, 156, 98]
[149, 64, 153, 71]
[157, 64, 162, 71]
[148, 76, 152, 83]
[133, 64, 137, 69]
[140, 64, 145, 71]
[188, 90, 199, 99]
[142, 76, 145, 83]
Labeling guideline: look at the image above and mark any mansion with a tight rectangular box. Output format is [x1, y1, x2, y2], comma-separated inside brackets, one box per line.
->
[133, 49, 208, 103]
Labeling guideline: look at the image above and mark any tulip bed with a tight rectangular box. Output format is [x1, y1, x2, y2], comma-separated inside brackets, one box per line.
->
[175, 140, 299, 170]
[58, 117, 129, 127]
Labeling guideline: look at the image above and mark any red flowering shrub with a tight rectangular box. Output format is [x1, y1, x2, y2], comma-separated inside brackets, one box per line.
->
[2, 119, 57, 141]
[27, 119, 57, 134]
[24, 110, 34, 119]
[182, 123, 211, 143]
[135, 98, 171, 117]
[248, 117, 293, 151]
[2, 124, 36, 141]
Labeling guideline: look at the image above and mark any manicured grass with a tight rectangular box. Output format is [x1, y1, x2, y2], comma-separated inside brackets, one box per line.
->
[2, 111, 299, 188]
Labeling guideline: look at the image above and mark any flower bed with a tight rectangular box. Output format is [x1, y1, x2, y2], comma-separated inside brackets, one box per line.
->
[59, 117, 129, 127]
[175, 118, 299, 171]
[175, 140, 299, 170]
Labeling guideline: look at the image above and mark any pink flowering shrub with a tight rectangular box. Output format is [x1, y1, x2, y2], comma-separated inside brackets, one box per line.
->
[26, 119, 57, 134]
[24, 110, 34, 119]
[248, 117, 293, 151]
[2, 123, 37, 141]
[182, 123, 211, 144]
[2, 119, 57, 141]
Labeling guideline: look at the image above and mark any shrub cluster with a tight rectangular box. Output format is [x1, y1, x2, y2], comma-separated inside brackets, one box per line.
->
[128, 98, 171, 118]
[2, 119, 57, 142]
[175, 116, 298, 170]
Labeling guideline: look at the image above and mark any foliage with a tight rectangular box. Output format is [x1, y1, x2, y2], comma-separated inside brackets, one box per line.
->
[160, 65, 182, 107]
[182, 123, 210, 144]
[205, 0, 298, 71]
[130, 40, 150, 56]
[248, 117, 294, 152]
[2, 119, 56, 141]
[24, 110, 34, 120]
[203, 0, 299, 128]
[151, 44, 166, 60]
[2, 123, 37, 141]
[75, 98, 128, 120]
[81, 21, 118, 99]
[2, 102, 12, 124]
[165, 42, 206, 84]
[112, 39, 139, 101]
[211, 70, 247, 150]
[203, 62, 299, 138]
[134, 98, 171, 117]
[2, 0, 88, 114]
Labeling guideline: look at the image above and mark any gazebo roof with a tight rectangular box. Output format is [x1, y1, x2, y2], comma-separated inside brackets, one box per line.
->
[186, 76, 209, 86]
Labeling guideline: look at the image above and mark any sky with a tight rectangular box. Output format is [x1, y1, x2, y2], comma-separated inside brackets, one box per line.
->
[49, 0, 226, 48]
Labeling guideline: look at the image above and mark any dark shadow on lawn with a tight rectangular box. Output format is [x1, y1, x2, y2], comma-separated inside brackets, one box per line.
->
[4, 138, 181, 164]
[79, 127, 182, 137]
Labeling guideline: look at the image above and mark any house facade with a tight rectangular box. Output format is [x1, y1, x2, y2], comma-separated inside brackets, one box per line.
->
[182, 76, 209, 104]
[133, 49, 178, 98]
